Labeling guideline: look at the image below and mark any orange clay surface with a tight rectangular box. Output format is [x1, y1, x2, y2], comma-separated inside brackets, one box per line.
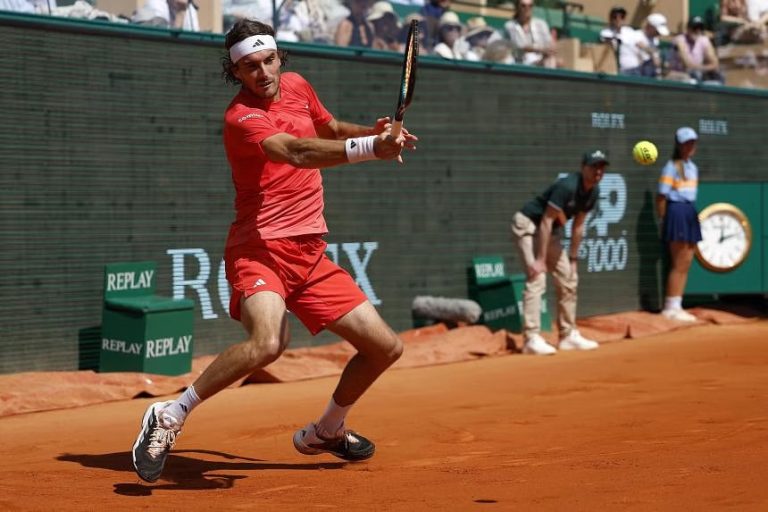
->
[1, 320, 767, 511]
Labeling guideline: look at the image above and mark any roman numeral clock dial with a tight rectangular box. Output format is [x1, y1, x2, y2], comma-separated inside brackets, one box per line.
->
[695, 203, 752, 272]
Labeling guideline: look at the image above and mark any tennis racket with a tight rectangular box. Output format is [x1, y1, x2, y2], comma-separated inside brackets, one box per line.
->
[390, 19, 419, 139]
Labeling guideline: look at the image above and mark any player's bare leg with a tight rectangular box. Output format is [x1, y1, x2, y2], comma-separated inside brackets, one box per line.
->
[326, 301, 403, 406]
[293, 301, 403, 461]
[192, 292, 290, 399]
[132, 291, 289, 482]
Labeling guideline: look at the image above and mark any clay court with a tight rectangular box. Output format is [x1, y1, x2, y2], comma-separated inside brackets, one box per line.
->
[1, 319, 767, 511]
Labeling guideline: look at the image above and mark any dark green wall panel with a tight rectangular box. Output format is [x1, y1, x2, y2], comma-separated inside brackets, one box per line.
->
[1, 14, 767, 372]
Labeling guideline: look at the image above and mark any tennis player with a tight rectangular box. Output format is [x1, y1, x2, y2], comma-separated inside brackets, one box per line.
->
[132, 19, 418, 483]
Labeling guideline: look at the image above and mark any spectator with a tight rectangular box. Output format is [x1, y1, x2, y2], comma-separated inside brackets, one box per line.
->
[599, 5, 632, 46]
[368, 1, 402, 52]
[53, 0, 125, 21]
[291, 0, 348, 44]
[223, 0, 309, 41]
[720, 0, 768, 44]
[456, 16, 496, 61]
[0, 0, 36, 13]
[746, 0, 768, 28]
[9, 0, 119, 21]
[419, 0, 450, 48]
[618, 13, 669, 77]
[598, 5, 634, 72]
[335, 0, 375, 47]
[656, 127, 702, 323]
[506, 0, 557, 68]
[483, 39, 515, 64]
[5, 0, 56, 14]
[432, 10, 463, 59]
[132, 0, 199, 30]
[666, 16, 724, 84]
[510, 149, 607, 355]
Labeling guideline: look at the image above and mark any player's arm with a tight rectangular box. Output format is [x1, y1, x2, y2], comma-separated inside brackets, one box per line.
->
[260, 132, 403, 168]
[317, 118, 418, 147]
[316, 118, 381, 139]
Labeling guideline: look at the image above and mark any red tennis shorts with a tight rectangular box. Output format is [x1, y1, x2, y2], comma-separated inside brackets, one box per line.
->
[225, 235, 367, 335]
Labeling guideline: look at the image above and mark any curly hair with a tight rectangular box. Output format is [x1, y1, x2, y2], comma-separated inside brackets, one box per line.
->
[221, 19, 289, 85]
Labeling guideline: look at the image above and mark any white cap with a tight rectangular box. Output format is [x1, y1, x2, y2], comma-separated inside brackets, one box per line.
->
[676, 126, 698, 144]
[439, 11, 462, 28]
[647, 13, 670, 36]
[367, 1, 396, 22]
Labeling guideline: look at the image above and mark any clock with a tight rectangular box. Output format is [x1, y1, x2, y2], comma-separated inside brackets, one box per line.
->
[695, 203, 752, 272]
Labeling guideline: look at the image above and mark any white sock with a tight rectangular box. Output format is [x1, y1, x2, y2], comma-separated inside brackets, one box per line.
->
[316, 398, 352, 437]
[164, 385, 201, 423]
[664, 296, 682, 311]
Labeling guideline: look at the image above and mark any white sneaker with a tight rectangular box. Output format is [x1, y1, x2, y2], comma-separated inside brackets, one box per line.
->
[132, 400, 183, 483]
[522, 334, 557, 355]
[559, 330, 599, 351]
[661, 309, 697, 323]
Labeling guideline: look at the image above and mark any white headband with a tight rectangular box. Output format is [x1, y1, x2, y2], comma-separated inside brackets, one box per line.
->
[229, 35, 278, 64]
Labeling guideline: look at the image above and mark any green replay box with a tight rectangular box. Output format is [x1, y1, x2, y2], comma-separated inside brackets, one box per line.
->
[99, 261, 195, 376]
[468, 255, 551, 333]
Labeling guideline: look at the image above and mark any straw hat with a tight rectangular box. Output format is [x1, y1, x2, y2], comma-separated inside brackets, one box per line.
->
[465, 17, 494, 38]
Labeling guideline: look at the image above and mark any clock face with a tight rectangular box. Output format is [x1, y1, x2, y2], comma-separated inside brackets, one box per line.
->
[696, 203, 752, 272]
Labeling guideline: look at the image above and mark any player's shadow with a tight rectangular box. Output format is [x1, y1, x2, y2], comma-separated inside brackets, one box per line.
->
[57, 449, 346, 495]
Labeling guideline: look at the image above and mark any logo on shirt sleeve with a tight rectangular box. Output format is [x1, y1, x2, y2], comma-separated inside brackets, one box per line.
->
[238, 113, 264, 123]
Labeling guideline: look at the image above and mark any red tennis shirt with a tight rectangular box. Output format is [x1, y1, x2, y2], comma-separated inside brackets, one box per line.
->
[223, 72, 334, 244]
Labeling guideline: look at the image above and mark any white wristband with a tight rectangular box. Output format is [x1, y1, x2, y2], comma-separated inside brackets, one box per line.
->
[345, 136, 378, 163]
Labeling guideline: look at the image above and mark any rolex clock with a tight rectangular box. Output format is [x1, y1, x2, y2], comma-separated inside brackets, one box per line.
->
[696, 203, 753, 272]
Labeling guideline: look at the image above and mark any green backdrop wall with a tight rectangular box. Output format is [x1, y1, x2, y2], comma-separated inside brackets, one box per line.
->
[1, 13, 766, 372]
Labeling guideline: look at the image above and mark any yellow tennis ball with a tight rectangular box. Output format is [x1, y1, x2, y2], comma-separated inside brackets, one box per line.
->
[633, 140, 658, 165]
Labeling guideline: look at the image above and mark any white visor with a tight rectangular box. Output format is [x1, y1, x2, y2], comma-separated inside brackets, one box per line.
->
[229, 35, 278, 64]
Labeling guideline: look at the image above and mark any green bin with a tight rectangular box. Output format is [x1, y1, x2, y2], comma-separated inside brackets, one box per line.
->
[99, 261, 195, 375]
[468, 255, 551, 333]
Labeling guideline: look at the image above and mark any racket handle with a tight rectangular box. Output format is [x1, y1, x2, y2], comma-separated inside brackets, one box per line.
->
[390, 120, 403, 138]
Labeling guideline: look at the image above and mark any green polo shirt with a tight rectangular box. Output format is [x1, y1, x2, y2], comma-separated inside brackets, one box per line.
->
[521, 172, 599, 231]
